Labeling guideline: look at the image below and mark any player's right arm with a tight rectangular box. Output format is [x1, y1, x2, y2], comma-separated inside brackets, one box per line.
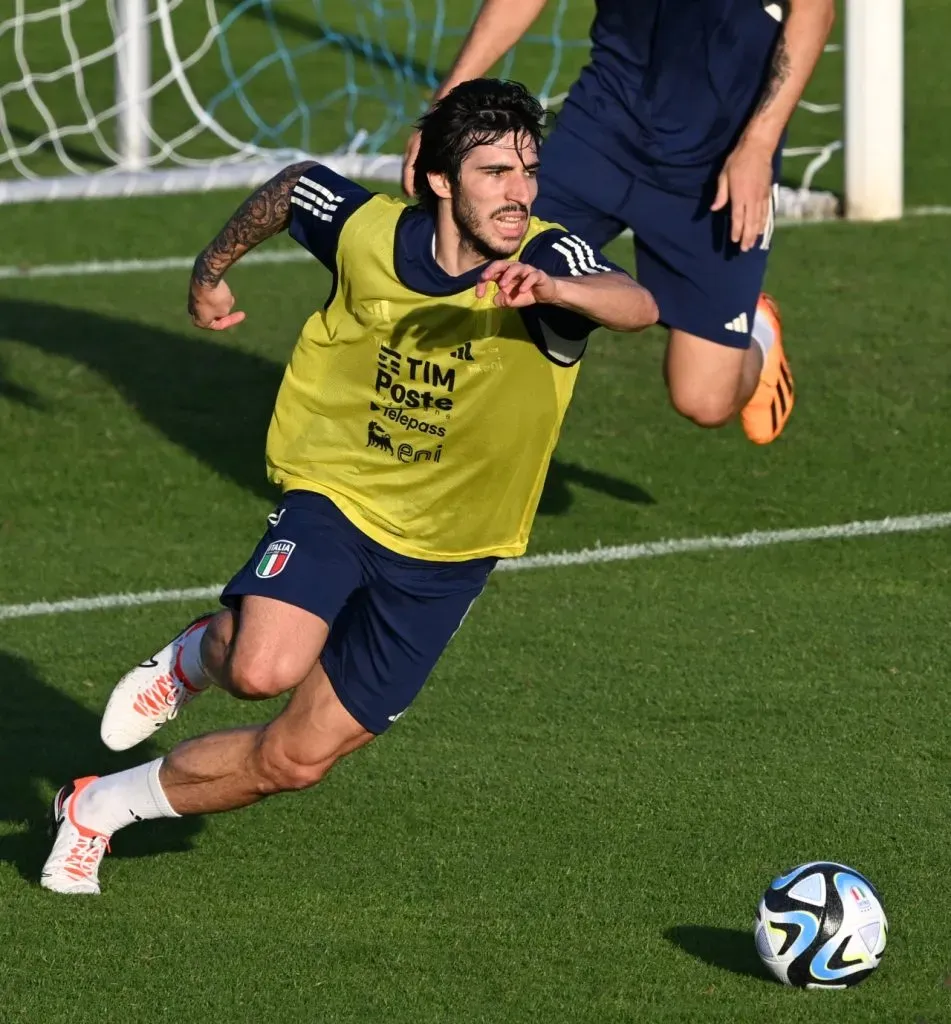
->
[188, 161, 372, 331]
[478, 261, 658, 334]
[188, 161, 314, 330]
[401, 0, 550, 196]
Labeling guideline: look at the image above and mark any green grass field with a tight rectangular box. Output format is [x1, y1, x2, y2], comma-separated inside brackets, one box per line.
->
[2, 1, 951, 1022]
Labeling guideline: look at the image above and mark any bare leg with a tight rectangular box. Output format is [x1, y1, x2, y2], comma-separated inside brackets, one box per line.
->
[200, 596, 329, 700]
[663, 327, 763, 428]
[83, 596, 347, 832]
[158, 659, 372, 815]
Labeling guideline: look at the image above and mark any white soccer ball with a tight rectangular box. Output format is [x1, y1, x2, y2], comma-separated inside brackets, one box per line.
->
[754, 861, 887, 988]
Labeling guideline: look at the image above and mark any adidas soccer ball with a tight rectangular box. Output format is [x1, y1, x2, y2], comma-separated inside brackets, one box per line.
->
[754, 861, 887, 988]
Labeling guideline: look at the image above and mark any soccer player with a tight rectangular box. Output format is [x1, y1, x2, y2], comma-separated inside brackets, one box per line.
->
[403, 0, 836, 444]
[40, 79, 658, 895]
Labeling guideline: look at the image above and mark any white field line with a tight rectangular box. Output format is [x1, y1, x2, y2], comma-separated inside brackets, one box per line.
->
[909, 205, 951, 217]
[2, 511, 949, 623]
[2, 205, 950, 281]
[0, 248, 310, 281]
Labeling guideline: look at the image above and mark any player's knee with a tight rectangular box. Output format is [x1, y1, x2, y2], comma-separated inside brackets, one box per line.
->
[227, 651, 307, 701]
[256, 739, 335, 794]
[668, 387, 736, 429]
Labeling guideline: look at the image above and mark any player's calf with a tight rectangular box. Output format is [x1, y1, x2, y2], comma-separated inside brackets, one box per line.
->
[252, 738, 337, 794]
[250, 665, 374, 795]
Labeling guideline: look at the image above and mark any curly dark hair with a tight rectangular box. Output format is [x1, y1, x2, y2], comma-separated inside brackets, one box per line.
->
[413, 79, 546, 212]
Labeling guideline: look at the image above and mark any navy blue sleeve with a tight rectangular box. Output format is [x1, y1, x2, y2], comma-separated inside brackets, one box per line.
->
[287, 164, 373, 270]
[518, 228, 630, 355]
[523, 228, 628, 280]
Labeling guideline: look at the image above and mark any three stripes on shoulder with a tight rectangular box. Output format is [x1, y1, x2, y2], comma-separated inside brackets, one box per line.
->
[291, 175, 344, 223]
[552, 234, 613, 276]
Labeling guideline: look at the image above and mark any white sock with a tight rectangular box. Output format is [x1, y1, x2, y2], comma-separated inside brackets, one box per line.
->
[73, 758, 180, 836]
[751, 305, 776, 360]
[177, 620, 212, 690]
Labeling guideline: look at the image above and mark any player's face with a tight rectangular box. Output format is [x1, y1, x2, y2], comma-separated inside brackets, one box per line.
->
[452, 132, 539, 261]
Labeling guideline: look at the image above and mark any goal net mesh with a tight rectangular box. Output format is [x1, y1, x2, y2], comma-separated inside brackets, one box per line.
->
[0, 0, 841, 216]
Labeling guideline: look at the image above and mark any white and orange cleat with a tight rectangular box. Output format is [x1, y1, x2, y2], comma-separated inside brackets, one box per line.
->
[100, 614, 214, 752]
[41, 777, 110, 895]
[741, 293, 794, 445]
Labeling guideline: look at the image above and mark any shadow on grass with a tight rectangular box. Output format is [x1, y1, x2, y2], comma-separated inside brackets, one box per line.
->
[218, 0, 444, 88]
[1, 296, 655, 517]
[538, 459, 653, 515]
[0, 651, 201, 886]
[664, 925, 770, 982]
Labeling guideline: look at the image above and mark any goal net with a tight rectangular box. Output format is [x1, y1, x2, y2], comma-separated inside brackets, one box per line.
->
[0, 0, 849, 218]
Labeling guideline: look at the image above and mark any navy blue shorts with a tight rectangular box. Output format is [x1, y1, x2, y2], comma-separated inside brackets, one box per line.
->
[221, 491, 496, 733]
[533, 124, 779, 349]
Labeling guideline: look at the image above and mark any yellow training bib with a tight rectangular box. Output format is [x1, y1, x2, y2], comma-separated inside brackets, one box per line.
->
[266, 195, 581, 561]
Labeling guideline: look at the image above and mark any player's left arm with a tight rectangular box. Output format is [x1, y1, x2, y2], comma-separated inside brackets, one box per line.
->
[476, 262, 658, 333]
[713, 0, 836, 252]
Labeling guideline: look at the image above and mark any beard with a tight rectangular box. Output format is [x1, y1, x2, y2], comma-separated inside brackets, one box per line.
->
[451, 193, 527, 262]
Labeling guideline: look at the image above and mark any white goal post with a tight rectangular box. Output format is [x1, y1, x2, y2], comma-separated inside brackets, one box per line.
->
[0, 0, 904, 220]
[115, 0, 151, 173]
[845, 0, 904, 220]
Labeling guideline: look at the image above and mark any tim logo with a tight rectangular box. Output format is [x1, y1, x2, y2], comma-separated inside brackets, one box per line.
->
[378, 345, 401, 376]
[367, 421, 394, 452]
[374, 343, 456, 411]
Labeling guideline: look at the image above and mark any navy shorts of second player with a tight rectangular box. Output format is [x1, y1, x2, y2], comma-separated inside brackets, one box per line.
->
[533, 0, 786, 350]
[221, 491, 496, 734]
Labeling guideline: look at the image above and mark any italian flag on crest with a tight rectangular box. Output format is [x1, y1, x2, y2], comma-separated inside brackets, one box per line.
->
[255, 540, 295, 579]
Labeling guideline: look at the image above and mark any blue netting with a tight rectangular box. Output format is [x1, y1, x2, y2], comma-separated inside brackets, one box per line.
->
[205, 0, 587, 157]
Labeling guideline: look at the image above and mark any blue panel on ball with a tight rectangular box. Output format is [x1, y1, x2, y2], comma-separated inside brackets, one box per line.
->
[770, 862, 820, 890]
[809, 934, 868, 982]
[788, 872, 826, 906]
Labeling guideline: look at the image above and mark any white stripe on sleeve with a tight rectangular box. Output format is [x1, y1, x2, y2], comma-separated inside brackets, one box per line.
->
[560, 236, 599, 274]
[552, 241, 582, 276]
[569, 234, 613, 273]
[292, 183, 339, 214]
[298, 175, 345, 204]
[290, 195, 332, 222]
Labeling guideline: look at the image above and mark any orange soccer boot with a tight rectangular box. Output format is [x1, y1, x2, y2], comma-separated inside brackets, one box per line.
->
[741, 293, 794, 444]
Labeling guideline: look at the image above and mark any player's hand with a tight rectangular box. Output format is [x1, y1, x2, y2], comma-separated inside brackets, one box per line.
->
[402, 130, 422, 197]
[475, 261, 557, 307]
[187, 278, 246, 331]
[711, 138, 774, 252]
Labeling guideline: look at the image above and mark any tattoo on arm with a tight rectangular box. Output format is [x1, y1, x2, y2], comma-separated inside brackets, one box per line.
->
[754, 33, 791, 115]
[190, 160, 314, 290]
